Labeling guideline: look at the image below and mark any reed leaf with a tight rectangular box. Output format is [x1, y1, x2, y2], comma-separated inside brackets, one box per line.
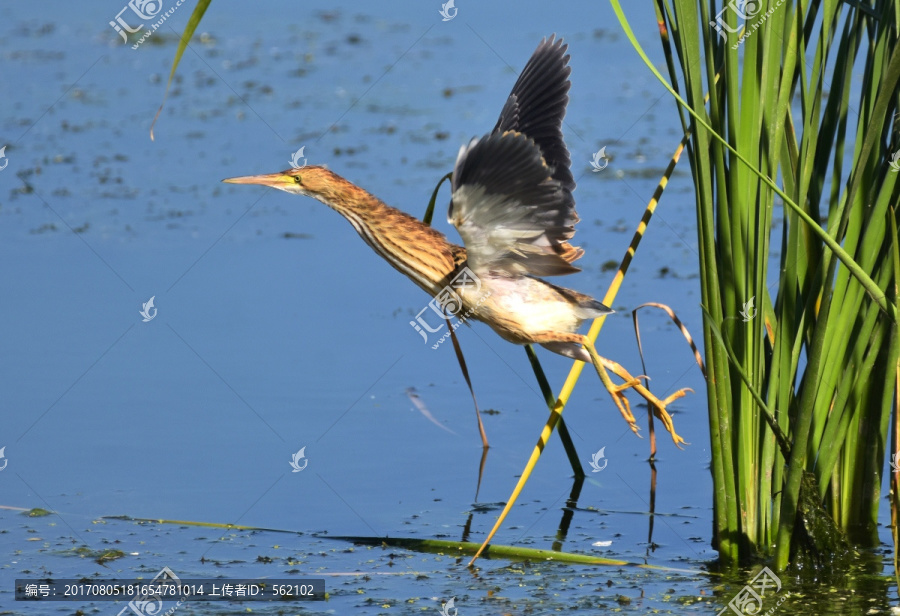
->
[614, 0, 900, 569]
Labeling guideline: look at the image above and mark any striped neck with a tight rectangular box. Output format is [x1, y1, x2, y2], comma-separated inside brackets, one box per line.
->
[309, 173, 461, 295]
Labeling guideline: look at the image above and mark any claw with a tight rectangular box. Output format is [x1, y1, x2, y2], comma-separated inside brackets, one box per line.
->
[610, 377, 643, 393]
[581, 336, 690, 447]
[640, 387, 691, 448]
[662, 388, 693, 404]
[607, 387, 639, 435]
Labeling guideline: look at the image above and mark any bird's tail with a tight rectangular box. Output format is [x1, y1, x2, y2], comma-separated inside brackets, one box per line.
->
[573, 298, 613, 320]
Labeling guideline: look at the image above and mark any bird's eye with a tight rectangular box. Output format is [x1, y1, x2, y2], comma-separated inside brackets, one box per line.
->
[292, 175, 303, 185]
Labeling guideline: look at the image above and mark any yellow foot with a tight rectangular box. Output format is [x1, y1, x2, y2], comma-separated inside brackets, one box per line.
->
[582, 336, 690, 447]
[631, 384, 691, 448]
[604, 376, 643, 435]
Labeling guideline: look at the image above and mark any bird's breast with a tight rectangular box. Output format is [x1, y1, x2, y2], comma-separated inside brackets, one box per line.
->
[457, 275, 584, 344]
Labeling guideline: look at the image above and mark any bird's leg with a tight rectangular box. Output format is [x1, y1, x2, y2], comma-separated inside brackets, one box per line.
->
[591, 352, 690, 445]
[581, 343, 642, 435]
[579, 336, 689, 448]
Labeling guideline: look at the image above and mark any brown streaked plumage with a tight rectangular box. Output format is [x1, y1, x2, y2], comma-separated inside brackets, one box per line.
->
[225, 167, 464, 297]
[224, 36, 688, 445]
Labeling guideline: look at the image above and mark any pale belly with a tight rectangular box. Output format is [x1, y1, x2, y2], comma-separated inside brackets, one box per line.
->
[458, 275, 585, 345]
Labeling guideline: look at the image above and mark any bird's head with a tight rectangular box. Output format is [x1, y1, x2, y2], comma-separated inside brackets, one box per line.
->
[223, 165, 339, 199]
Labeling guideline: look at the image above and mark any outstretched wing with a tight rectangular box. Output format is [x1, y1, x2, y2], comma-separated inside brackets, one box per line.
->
[493, 34, 574, 192]
[448, 35, 581, 277]
[449, 131, 580, 276]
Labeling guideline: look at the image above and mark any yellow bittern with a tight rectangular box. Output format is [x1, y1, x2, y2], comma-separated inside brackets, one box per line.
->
[224, 36, 687, 444]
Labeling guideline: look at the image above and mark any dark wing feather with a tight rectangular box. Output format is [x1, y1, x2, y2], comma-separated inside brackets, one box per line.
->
[448, 36, 582, 277]
[449, 131, 581, 277]
[493, 34, 574, 192]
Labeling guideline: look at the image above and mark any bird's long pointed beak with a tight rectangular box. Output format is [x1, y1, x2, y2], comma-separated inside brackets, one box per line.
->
[222, 172, 293, 188]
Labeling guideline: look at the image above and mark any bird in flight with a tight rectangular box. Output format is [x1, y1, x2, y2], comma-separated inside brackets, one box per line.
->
[224, 36, 688, 445]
